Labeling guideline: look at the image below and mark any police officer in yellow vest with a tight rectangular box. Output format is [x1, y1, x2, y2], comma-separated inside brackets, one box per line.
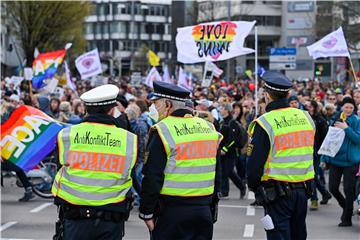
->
[247, 71, 315, 240]
[139, 81, 222, 240]
[52, 85, 137, 240]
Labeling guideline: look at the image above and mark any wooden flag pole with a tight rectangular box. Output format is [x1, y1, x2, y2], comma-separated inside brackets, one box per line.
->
[348, 56, 358, 81]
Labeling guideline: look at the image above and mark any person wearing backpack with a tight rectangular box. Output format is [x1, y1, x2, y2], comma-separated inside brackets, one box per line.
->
[219, 103, 247, 199]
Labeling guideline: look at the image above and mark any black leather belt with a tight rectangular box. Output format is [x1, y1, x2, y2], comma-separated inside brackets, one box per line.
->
[63, 207, 124, 222]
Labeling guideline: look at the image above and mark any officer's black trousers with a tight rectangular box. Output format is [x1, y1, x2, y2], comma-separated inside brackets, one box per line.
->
[63, 219, 123, 240]
[265, 188, 308, 240]
[152, 204, 213, 240]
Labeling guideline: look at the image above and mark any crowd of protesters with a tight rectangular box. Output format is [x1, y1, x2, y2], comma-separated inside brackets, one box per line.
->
[1, 75, 360, 221]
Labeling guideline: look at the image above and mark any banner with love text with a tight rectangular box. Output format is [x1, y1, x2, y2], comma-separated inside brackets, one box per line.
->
[176, 21, 256, 64]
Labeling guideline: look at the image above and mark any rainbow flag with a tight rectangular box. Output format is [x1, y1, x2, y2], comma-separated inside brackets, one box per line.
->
[32, 49, 67, 89]
[1, 106, 64, 172]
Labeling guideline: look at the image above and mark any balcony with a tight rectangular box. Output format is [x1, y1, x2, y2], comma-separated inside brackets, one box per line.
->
[84, 15, 97, 22]
[151, 34, 161, 40]
[85, 34, 95, 41]
[145, 16, 166, 23]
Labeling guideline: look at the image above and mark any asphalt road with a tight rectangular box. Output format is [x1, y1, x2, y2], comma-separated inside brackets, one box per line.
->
[1, 177, 359, 240]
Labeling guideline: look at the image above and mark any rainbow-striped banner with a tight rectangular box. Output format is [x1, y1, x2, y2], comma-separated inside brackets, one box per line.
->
[1, 106, 64, 171]
[32, 49, 67, 89]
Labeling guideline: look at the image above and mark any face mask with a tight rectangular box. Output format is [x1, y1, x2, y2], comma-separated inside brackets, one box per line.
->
[149, 104, 159, 122]
[113, 107, 122, 118]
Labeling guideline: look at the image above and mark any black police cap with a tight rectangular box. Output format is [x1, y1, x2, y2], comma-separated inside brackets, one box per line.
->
[151, 81, 190, 102]
[262, 71, 292, 92]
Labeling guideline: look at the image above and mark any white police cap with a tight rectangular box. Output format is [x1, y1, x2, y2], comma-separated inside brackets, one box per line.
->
[80, 84, 119, 106]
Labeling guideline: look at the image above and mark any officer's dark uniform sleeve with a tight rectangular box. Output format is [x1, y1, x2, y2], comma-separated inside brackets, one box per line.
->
[139, 129, 167, 217]
[246, 123, 270, 191]
[214, 149, 222, 195]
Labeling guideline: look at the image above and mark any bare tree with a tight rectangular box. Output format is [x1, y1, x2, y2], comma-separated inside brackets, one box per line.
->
[3, 1, 92, 66]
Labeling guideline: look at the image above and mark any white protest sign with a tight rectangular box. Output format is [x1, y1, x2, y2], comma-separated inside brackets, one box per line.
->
[24, 68, 33, 80]
[75, 49, 103, 79]
[318, 126, 345, 157]
[201, 62, 214, 88]
[176, 21, 256, 63]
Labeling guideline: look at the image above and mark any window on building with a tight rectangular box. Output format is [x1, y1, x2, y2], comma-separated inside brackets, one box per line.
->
[101, 23, 107, 34]
[97, 4, 105, 15]
[113, 40, 119, 51]
[140, 23, 146, 34]
[104, 41, 110, 51]
[157, 25, 164, 34]
[104, 3, 110, 15]
[85, 23, 93, 34]
[146, 24, 154, 34]
[95, 23, 101, 34]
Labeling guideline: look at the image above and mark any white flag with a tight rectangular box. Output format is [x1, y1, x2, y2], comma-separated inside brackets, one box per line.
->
[307, 27, 350, 59]
[178, 67, 193, 92]
[75, 49, 102, 79]
[144, 67, 162, 88]
[176, 21, 256, 64]
[162, 65, 172, 83]
[64, 61, 77, 93]
[205, 61, 223, 77]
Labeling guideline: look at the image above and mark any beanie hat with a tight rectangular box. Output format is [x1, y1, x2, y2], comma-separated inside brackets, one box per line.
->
[341, 97, 356, 108]
[288, 95, 299, 103]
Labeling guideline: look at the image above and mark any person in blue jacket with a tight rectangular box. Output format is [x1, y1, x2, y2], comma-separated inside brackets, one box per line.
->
[320, 97, 360, 227]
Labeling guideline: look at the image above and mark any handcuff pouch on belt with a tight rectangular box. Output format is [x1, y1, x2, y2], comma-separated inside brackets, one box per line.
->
[256, 181, 308, 204]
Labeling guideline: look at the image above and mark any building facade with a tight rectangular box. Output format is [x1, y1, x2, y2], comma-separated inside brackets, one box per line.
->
[84, 0, 171, 76]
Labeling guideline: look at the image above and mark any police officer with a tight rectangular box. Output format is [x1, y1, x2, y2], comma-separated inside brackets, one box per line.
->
[52, 85, 137, 240]
[247, 71, 315, 240]
[139, 81, 222, 240]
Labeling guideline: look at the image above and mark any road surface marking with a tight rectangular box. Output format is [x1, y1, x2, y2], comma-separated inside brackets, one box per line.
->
[30, 203, 52, 213]
[0, 221, 17, 232]
[247, 191, 255, 200]
[246, 206, 255, 216]
[243, 224, 254, 238]
[219, 205, 248, 208]
[1, 239, 34, 240]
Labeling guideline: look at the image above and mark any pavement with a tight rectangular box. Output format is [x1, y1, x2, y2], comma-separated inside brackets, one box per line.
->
[1, 177, 359, 240]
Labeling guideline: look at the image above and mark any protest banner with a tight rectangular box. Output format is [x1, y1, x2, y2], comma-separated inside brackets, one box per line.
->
[0, 106, 64, 171]
[75, 49, 102, 80]
[144, 67, 162, 88]
[176, 21, 256, 63]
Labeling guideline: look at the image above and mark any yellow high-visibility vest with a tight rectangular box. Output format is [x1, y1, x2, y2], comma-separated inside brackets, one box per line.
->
[155, 116, 222, 197]
[248, 107, 315, 182]
[51, 122, 137, 206]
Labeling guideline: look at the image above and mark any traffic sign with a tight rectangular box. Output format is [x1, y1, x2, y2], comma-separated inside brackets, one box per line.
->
[269, 48, 297, 56]
[269, 62, 296, 70]
[269, 48, 297, 70]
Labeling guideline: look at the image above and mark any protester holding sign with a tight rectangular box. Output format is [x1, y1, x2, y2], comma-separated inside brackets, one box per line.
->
[320, 97, 360, 227]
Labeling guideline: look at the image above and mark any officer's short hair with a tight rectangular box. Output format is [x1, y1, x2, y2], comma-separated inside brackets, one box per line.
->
[86, 103, 115, 115]
[266, 88, 289, 100]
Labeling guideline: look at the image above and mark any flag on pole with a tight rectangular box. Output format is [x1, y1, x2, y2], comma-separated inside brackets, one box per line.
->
[205, 61, 223, 77]
[32, 49, 67, 89]
[144, 67, 162, 88]
[0, 106, 64, 171]
[176, 21, 256, 63]
[148, 50, 160, 67]
[162, 65, 172, 83]
[64, 61, 77, 93]
[178, 67, 193, 92]
[307, 27, 350, 59]
[75, 49, 103, 79]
